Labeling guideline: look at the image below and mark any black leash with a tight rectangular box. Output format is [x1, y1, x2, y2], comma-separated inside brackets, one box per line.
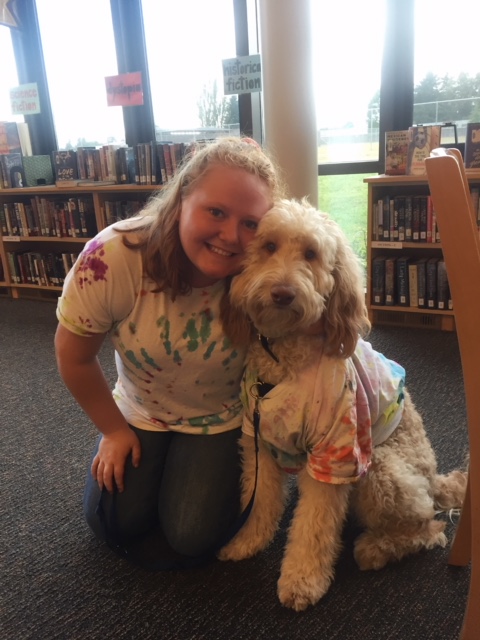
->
[259, 334, 279, 363]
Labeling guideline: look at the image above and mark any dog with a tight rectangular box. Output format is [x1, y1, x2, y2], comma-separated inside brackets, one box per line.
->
[219, 198, 467, 611]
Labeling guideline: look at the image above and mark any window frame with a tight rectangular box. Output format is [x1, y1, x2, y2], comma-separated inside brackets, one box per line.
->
[8, 0, 415, 170]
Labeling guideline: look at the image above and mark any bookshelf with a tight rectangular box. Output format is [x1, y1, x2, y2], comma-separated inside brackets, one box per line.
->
[0, 184, 159, 302]
[365, 171, 480, 331]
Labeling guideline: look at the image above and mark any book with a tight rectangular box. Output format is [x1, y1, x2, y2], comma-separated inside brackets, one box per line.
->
[436, 259, 450, 310]
[384, 257, 397, 306]
[385, 130, 409, 175]
[408, 262, 419, 308]
[396, 256, 410, 306]
[406, 125, 441, 176]
[52, 150, 78, 182]
[464, 122, 480, 169]
[0, 121, 22, 155]
[416, 258, 428, 308]
[426, 257, 439, 309]
[395, 196, 405, 241]
[371, 256, 386, 305]
[16, 122, 32, 156]
[411, 196, 421, 242]
[404, 196, 413, 241]
[419, 195, 428, 242]
[0, 153, 26, 188]
[382, 195, 390, 240]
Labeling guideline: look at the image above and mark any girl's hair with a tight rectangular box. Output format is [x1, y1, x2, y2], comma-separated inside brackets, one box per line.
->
[120, 136, 284, 299]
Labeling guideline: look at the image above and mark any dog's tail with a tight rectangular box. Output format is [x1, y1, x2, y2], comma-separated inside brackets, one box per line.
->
[432, 469, 468, 511]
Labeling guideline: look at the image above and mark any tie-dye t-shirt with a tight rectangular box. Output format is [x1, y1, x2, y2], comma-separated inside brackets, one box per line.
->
[56, 219, 245, 434]
[242, 338, 405, 484]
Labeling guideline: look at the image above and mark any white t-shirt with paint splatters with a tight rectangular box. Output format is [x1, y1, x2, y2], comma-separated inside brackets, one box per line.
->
[56, 219, 246, 434]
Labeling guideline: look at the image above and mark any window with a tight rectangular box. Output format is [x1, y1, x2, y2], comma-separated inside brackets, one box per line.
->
[142, 0, 239, 142]
[414, 0, 480, 142]
[311, 0, 386, 165]
[35, 0, 124, 149]
[0, 25, 20, 122]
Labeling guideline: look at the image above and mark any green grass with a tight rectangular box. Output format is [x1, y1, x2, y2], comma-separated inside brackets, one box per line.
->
[318, 174, 374, 267]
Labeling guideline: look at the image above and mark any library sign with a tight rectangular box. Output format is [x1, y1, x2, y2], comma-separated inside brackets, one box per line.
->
[222, 55, 262, 96]
[10, 83, 41, 115]
[105, 71, 144, 107]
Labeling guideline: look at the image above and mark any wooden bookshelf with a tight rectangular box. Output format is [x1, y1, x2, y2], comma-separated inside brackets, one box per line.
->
[0, 184, 160, 301]
[365, 171, 480, 331]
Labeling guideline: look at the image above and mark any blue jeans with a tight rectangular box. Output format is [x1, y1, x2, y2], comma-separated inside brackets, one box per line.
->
[83, 426, 242, 568]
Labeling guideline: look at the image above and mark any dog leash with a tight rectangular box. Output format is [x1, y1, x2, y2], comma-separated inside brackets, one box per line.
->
[258, 333, 279, 363]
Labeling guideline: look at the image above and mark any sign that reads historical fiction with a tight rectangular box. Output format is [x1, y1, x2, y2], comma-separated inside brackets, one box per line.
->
[222, 55, 262, 96]
[105, 72, 144, 107]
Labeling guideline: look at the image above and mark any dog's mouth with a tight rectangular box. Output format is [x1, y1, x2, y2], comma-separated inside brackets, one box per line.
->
[247, 301, 307, 338]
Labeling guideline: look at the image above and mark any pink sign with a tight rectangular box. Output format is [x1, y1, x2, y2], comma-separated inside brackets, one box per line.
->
[105, 72, 144, 107]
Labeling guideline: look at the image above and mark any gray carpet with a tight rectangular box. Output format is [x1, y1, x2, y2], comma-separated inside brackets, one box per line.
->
[0, 297, 470, 640]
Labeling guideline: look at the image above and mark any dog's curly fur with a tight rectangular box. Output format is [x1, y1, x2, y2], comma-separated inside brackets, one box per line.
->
[218, 198, 467, 611]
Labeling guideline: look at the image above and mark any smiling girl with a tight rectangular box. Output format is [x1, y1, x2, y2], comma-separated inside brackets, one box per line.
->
[55, 137, 283, 567]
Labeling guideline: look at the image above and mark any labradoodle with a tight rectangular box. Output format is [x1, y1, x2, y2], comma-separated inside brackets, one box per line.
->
[219, 198, 466, 611]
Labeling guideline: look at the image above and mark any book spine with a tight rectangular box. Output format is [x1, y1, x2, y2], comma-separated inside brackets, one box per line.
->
[408, 263, 419, 308]
[385, 257, 396, 305]
[426, 258, 439, 309]
[416, 259, 427, 308]
[371, 256, 386, 305]
[396, 256, 410, 306]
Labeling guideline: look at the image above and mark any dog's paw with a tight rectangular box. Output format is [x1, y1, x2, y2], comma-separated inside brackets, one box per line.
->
[277, 572, 331, 611]
[354, 533, 393, 571]
[354, 522, 448, 571]
[217, 536, 264, 562]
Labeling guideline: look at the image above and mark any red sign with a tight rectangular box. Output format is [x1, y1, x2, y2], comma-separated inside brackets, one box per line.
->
[105, 72, 144, 107]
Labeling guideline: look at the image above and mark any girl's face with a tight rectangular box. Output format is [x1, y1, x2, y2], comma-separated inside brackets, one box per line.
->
[178, 164, 272, 287]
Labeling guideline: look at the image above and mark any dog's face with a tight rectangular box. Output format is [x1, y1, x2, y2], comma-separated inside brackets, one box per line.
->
[230, 200, 343, 338]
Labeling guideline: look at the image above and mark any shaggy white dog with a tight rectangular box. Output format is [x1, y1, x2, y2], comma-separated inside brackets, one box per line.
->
[219, 198, 466, 611]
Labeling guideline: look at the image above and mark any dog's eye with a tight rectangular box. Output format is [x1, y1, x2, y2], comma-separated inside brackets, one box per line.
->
[264, 242, 276, 254]
[305, 248, 316, 261]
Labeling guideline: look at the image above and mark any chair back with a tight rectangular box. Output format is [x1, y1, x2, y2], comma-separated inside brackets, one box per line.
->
[425, 148, 480, 406]
[425, 147, 480, 640]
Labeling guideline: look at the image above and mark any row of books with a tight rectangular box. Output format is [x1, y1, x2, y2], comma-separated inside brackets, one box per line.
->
[372, 194, 440, 243]
[372, 188, 480, 243]
[6, 250, 79, 287]
[53, 141, 192, 187]
[372, 255, 451, 310]
[1, 197, 98, 238]
[385, 122, 480, 176]
[103, 199, 144, 226]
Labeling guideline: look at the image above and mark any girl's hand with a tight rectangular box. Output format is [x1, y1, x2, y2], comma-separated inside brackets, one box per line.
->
[91, 429, 141, 493]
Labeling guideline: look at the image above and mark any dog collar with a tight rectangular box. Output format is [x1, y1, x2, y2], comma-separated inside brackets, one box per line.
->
[258, 334, 279, 363]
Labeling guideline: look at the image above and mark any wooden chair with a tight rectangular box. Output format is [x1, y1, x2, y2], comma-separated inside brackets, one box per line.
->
[425, 147, 480, 640]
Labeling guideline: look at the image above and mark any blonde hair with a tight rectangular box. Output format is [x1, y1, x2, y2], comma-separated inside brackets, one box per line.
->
[121, 136, 284, 298]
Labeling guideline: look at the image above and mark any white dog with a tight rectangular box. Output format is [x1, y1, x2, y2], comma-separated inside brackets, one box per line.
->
[219, 198, 466, 611]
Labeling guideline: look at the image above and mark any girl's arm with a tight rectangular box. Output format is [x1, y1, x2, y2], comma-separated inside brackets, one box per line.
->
[54, 323, 141, 493]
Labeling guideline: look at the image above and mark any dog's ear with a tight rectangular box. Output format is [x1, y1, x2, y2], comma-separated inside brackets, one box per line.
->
[220, 280, 255, 347]
[323, 234, 371, 358]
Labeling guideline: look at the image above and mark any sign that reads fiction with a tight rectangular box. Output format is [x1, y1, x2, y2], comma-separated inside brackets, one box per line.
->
[10, 83, 41, 115]
[222, 55, 262, 96]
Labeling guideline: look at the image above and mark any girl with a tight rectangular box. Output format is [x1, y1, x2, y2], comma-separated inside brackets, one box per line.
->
[55, 137, 283, 568]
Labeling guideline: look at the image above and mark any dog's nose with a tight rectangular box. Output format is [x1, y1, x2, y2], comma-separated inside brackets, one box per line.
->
[271, 285, 296, 306]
